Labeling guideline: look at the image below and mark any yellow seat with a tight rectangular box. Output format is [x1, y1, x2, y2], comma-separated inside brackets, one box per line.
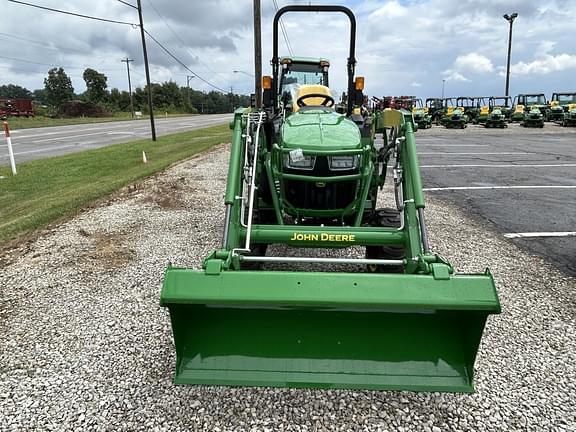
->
[293, 85, 334, 112]
[446, 107, 454, 115]
[480, 106, 489, 115]
[515, 104, 524, 114]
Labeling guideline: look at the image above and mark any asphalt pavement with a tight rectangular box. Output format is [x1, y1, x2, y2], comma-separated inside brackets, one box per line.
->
[0, 114, 231, 164]
[415, 122, 576, 275]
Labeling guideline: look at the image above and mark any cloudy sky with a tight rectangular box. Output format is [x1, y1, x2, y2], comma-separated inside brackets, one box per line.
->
[1, 0, 575, 100]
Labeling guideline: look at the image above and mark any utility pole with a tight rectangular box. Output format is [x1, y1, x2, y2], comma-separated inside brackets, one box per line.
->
[187, 75, 194, 112]
[136, 0, 156, 141]
[441, 79, 446, 99]
[253, 0, 262, 108]
[503, 13, 518, 97]
[121, 58, 135, 118]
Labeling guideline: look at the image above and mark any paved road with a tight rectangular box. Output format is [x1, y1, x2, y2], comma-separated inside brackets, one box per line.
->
[0, 114, 231, 164]
[415, 122, 576, 276]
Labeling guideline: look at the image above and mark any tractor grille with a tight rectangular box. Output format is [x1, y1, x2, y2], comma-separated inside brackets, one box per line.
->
[283, 156, 358, 210]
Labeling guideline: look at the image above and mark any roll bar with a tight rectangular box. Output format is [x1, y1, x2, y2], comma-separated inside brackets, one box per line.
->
[272, 5, 357, 116]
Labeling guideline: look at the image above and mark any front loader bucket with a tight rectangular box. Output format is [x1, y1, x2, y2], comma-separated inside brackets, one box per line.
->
[161, 269, 500, 392]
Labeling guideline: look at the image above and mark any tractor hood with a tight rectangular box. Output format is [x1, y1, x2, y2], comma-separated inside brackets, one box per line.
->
[281, 110, 361, 151]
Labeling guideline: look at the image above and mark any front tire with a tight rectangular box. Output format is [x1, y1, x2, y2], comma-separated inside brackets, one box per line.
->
[366, 208, 405, 273]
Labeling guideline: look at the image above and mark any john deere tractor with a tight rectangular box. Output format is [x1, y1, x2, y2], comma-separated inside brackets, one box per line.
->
[514, 93, 548, 120]
[562, 103, 576, 127]
[485, 96, 511, 128]
[160, 5, 499, 393]
[425, 97, 445, 125]
[412, 98, 432, 129]
[522, 106, 545, 127]
[440, 98, 468, 128]
[474, 99, 491, 125]
[549, 92, 576, 123]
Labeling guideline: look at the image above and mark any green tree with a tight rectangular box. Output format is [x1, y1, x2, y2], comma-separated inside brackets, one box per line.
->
[108, 88, 132, 112]
[0, 84, 32, 99]
[44, 67, 74, 108]
[82, 68, 108, 103]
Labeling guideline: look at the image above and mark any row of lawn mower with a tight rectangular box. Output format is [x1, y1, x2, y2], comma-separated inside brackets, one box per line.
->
[372, 93, 576, 130]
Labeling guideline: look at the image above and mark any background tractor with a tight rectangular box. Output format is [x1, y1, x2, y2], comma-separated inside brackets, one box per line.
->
[440, 98, 468, 128]
[548, 92, 576, 123]
[514, 93, 548, 120]
[160, 4, 499, 393]
[485, 97, 511, 128]
[473, 98, 491, 125]
[522, 106, 545, 127]
[412, 98, 432, 129]
[425, 97, 445, 124]
[561, 103, 576, 127]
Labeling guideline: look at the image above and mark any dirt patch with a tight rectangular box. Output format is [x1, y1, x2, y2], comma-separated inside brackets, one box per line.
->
[80, 231, 136, 268]
[140, 180, 191, 210]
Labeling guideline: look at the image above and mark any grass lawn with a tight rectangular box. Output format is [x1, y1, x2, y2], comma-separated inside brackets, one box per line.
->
[6, 112, 193, 130]
[0, 123, 229, 245]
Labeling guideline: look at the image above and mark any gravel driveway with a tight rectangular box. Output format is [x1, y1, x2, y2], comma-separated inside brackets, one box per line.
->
[1, 144, 575, 431]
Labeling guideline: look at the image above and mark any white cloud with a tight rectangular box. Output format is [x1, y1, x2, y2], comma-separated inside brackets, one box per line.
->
[443, 71, 470, 82]
[509, 53, 576, 75]
[368, 0, 408, 20]
[410, 81, 422, 87]
[454, 52, 494, 73]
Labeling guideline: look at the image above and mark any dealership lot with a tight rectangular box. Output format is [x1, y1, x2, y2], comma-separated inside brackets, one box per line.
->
[416, 123, 576, 275]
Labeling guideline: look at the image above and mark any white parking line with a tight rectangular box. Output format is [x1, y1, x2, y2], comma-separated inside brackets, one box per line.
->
[423, 185, 576, 191]
[504, 232, 576, 239]
[417, 144, 490, 147]
[421, 164, 576, 168]
[418, 152, 527, 155]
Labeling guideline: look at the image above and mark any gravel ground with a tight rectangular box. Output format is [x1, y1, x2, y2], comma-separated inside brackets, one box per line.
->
[1, 143, 575, 431]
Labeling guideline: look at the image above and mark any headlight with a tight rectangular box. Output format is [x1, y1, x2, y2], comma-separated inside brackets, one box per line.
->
[284, 154, 316, 170]
[328, 155, 359, 170]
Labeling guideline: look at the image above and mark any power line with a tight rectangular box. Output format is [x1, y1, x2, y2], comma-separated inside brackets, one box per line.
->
[143, 30, 227, 93]
[6, 0, 226, 92]
[116, 0, 137, 9]
[144, 0, 220, 77]
[272, 0, 294, 56]
[6, 0, 138, 26]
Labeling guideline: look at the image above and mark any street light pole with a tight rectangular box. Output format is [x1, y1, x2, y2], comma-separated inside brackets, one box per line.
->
[503, 12, 518, 97]
[187, 75, 194, 112]
[121, 58, 134, 118]
[441, 79, 446, 99]
[233, 70, 255, 78]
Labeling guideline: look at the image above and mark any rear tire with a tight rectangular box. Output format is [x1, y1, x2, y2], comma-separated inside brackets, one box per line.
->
[366, 208, 405, 273]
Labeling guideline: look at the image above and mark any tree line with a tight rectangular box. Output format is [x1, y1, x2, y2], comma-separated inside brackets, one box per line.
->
[0, 67, 250, 116]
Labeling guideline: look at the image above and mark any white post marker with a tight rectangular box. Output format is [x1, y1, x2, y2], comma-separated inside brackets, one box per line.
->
[3, 121, 17, 175]
[142, 151, 148, 164]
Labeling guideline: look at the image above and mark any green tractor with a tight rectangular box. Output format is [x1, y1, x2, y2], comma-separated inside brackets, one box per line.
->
[561, 103, 576, 127]
[473, 98, 491, 125]
[440, 98, 468, 128]
[425, 97, 445, 125]
[514, 93, 548, 120]
[548, 93, 576, 123]
[485, 96, 511, 128]
[160, 5, 500, 393]
[461, 97, 485, 123]
[412, 98, 432, 129]
[522, 106, 545, 128]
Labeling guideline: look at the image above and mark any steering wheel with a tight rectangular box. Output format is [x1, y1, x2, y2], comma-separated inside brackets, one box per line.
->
[296, 93, 335, 108]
